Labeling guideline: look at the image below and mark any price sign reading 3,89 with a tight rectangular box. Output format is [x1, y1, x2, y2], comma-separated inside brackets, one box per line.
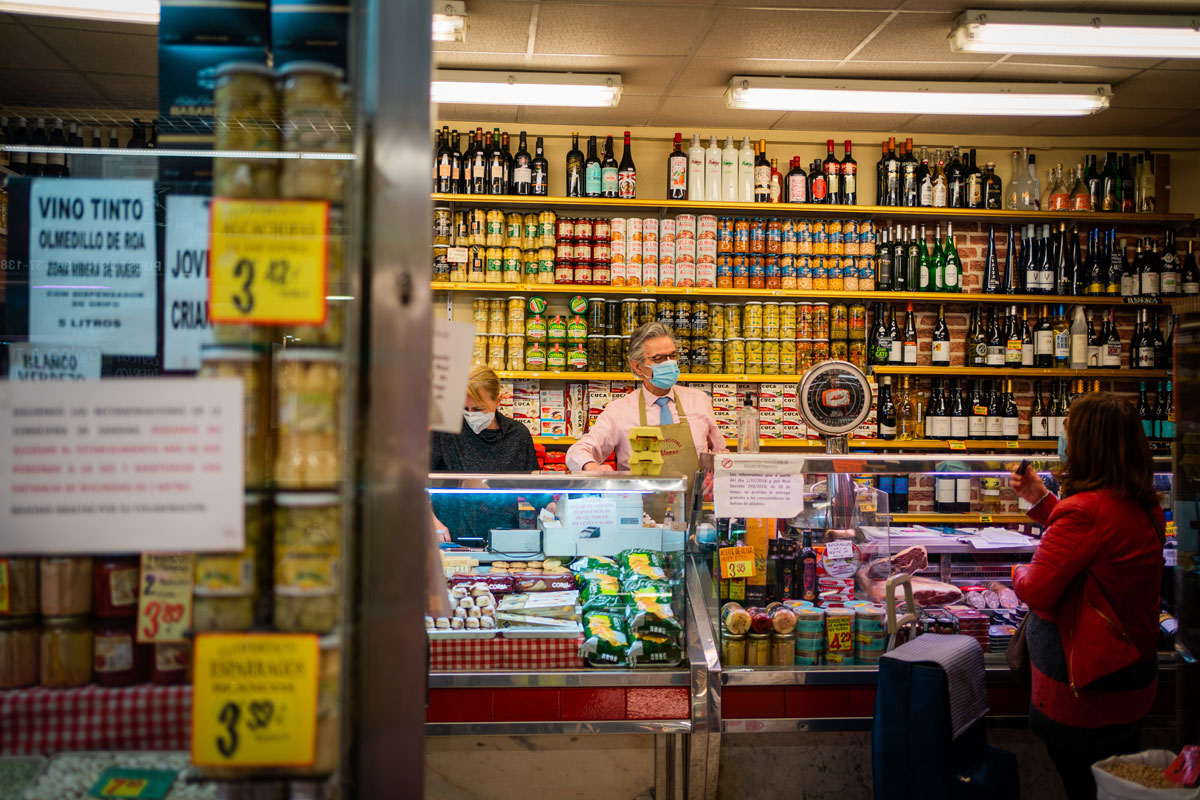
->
[209, 199, 329, 325]
[192, 633, 319, 768]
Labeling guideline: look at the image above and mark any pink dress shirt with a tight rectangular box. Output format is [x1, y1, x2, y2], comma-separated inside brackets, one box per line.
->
[565, 384, 728, 471]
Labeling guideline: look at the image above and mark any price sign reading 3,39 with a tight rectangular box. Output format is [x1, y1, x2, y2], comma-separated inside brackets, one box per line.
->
[192, 633, 319, 768]
[208, 199, 329, 326]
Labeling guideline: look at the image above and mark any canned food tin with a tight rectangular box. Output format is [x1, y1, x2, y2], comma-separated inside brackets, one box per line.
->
[485, 247, 503, 283]
[812, 302, 830, 340]
[574, 218, 593, 240]
[698, 215, 718, 240]
[676, 214, 697, 238]
[621, 300, 639, 335]
[798, 303, 814, 339]
[849, 304, 867, 341]
[830, 304, 849, 339]
[675, 301, 692, 336]
[692, 302, 709, 338]
[725, 338, 746, 371]
[796, 339, 814, 371]
[638, 298, 657, 326]
[610, 216, 626, 244]
[526, 314, 547, 340]
[557, 217, 575, 240]
[433, 207, 452, 245]
[628, 217, 643, 242]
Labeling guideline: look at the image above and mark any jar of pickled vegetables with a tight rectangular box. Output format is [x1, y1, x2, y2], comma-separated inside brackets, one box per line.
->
[274, 349, 343, 489]
[274, 493, 342, 634]
[0, 618, 38, 689]
[0, 558, 38, 617]
[200, 345, 270, 488]
[40, 616, 92, 688]
[92, 556, 139, 619]
[93, 619, 150, 688]
[40, 557, 92, 616]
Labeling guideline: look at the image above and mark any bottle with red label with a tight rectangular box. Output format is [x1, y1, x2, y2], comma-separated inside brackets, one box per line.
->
[800, 529, 818, 603]
[809, 160, 828, 203]
[769, 159, 782, 203]
[93, 556, 139, 619]
[822, 140, 841, 205]
[841, 140, 857, 205]
[785, 157, 807, 203]
[666, 132, 687, 200]
[94, 619, 151, 687]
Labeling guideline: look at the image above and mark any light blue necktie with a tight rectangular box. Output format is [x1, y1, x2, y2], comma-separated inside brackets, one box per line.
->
[655, 396, 672, 425]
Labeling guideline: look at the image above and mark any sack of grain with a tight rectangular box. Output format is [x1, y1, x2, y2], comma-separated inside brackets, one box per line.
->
[1092, 750, 1200, 800]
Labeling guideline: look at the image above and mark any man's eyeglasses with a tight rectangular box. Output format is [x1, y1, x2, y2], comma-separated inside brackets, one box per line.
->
[644, 352, 678, 364]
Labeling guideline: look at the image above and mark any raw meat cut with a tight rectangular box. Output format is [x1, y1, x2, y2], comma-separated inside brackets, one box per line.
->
[856, 568, 964, 607]
[890, 545, 929, 575]
[987, 581, 1020, 609]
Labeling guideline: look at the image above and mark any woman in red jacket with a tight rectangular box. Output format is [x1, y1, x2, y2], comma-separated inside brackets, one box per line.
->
[1010, 392, 1164, 800]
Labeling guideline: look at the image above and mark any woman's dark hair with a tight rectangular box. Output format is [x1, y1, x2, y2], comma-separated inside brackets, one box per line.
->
[1061, 391, 1159, 507]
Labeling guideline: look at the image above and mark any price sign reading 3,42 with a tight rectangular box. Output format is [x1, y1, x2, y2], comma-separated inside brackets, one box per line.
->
[209, 199, 329, 326]
[719, 546, 757, 580]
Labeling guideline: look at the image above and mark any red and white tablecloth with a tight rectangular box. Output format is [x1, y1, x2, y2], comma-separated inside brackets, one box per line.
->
[0, 685, 191, 756]
[430, 636, 585, 671]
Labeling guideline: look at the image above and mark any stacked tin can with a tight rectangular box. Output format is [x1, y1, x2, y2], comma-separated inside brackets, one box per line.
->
[446, 207, 556, 284]
[793, 606, 825, 665]
[555, 217, 611, 286]
[852, 603, 888, 665]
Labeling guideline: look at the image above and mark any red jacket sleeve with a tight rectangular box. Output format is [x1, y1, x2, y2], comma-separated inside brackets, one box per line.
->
[1013, 497, 1103, 614]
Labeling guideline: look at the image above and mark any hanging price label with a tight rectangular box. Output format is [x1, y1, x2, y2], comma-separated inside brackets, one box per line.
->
[826, 614, 853, 651]
[719, 546, 757, 579]
[88, 767, 178, 799]
[209, 199, 329, 325]
[948, 440, 967, 451]
[137, 553, 194, 644]
[1005, 441, 1019, 448]
[980, 515, 994, 523]
[192, 633, 319, 768]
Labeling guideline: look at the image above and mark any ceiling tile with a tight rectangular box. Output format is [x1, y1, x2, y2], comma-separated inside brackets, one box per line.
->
[10, 12, 153, 33]
[1066, 0, 1200, 9]
[516, 95, 664, 127]
[902, 114, 1054, 136]
[649, 96, 782, 130]
[439, 0, 533, 54]
[435, 103, 519, 124]
[695, 9, 890, 62]
[1110, 70, 1200, 109]
[0, 68, 108, 107]
[1156, 59, 1200, 71]
[0, 23, 72, 71]
[535, 4, 711, 58]
[1151, 109, 1200, 137]
[975, 62, 1138, 84]
[94, 74, 157, 108]
[30, 27, 155, 76]
[1019, 107, 1182, 137]
[729, 0, 905, 6]
[771, 110, 918, 133]
[899, 0, 1079, 9]
[838, 60, 993, 79]
[1004, 55, 1164, 69]
[436, 52, 682, 97]
[853, 11, 995, 62]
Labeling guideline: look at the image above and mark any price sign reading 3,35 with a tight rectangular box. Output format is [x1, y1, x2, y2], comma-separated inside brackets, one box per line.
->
[719, 546, 757, 580]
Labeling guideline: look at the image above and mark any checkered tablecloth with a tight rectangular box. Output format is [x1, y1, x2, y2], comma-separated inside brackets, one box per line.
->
[0, 685, 191, 756]
[429, 636, 585, 671]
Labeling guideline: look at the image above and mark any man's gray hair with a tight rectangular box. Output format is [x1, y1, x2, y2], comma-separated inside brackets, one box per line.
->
[629, 321, 677, 369]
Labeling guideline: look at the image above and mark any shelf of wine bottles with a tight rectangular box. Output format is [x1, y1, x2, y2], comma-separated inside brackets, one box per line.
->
[532, 435, 1061, 451]
[872, 366, 1168, 379]
[431, 193, 1193, 227]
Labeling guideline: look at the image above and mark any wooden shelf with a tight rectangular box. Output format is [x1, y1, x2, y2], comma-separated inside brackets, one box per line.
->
[431, 282, 1164, 307]
[497, 370, 801, 383]
[894, 513, 1030, 524]
[432, 193, 1194, 228]
[533, 436, 1058, 451]
[872, 366, 1169, 379]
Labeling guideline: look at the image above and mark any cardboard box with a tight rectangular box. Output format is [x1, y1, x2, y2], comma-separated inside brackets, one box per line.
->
[567, 382, 586, 438]
[271, 0, 349, 72]
[159, 0, 268, 44]
[760, 422, 782, 440]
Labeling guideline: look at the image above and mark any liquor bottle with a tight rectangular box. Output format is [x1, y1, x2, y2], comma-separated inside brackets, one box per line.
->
[583, 135, 602, 198]
[1020, 308, 1034, 367]
[666, 132, 688, 200]
[1140, 239, 1161, 297]
[488, 130, 507, 194]
[888, 306, 903, 365]
[1130, 311, 1145, 370]
[785, 157, 808, 203]
[917, 146, 933, 207]
[1053, 304, 1070, 368]
[1023, 225, 1040, 295]
[434, 128, 454, 192]
[1119, 154, 1136, 213]
[1030, 380, 1048, 440]
[1102, 309, 1122, 368]
[1055, 223, 1073, 296]
[769, 158, 783, 203]
[943, 224, 961, 293]
[1086, 228, 1105, 295]
[965, 149, 983, 209]
[1046, 164, 1069, 211]
[892, 226, 908, 291]
[819, 139, 841, 205]
[934, 465, 956, 513]
[1151, 382, 1165, 441]
[42, 118, 66, 178]
[688, 133, 706, 201]
[617, 131, 637, 199]
[809, 159, 827, 204]
[1138, 382, 1153, 439]
[511, 131, 532, 195]
[1071, 161, 1091, 211]
[721, 135, 738, 202]
[870, 302, 891, 365]
[1052, 380, 1069, 439]
[1182, 240, 1200, 295]
[451, 131, 465, 193]
[704, 134, 722, 202]
[1137, 309, 1157, 369]
[1152, 311, 1168, 368]
[1082, 154, 1100, 211]
[108, 126, 120, 149]
[1140, 150, 1157, 212]
[901, 139, 919, 207]
[1003, 380, 1020, 440]
[1069, 306, 1088, 370]
[903, 302, 918, 366]
[530, 137, 548, 196]
[983, 225, 1000, 294]
[1034, 304, 1054, 368]
[1086, 309, 1100, 367]
[600, 135, 619, 198]
[917, 226, 932, 291]
[841, 140, 857, 205]
[932, 224, 946, 291]
[1118, 238, 1136, 297]
[875, 229, 892, 290]
[1160, 229, 1179, 297]
[1020, 150, 1043, 210]
[947, 146, 965, 208]
[897, 377, 916, 441]
[1002, 225, 1016, 293]
[876, 139, 889, 205]
[499, 131, 513, 191]
[885, 137, 902, 207]
[877, 377, 897, 440]
[906, 224, 921, 291]
[927, 379, 949, 440]
[986, 307, 1005, 367]
[470, 128, 488, 194]
[1101, 152, 1119, 211]
[754, 140, 773, 203]
[800, 530, 818, 603]
[969, 307, 988, 368]
[931, 150, 948, 208]
[930, 305, 951, 367]
[459, 130, 476, 194]
[983, 161, 1003, 209]
[1006, 150, 1022, 209]
[1005, 305, 1023, 367]
[984, 380, 1003, 440]
[8, 117, 27, 175]
[965, 380, 984, 440]
[1037, 224, 1054, 295]
[1162, 381, 1176, 439]
[127, 118, 148, 149]
[950, 380, 969, 440]
[566, 132, 585, 197]
[738, 136, 756, 203]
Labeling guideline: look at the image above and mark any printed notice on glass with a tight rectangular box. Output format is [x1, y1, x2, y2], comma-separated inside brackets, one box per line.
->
[28, 178, 158, 357]
[713, 454, 805, 519]
[429, 318, 476, 433]
[0, 379, 244, 553]
[163, 195, 214, 371]
[8, 343, 101, 381]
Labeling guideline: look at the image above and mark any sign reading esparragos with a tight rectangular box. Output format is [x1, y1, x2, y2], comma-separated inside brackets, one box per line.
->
[28, 179, 158, 357]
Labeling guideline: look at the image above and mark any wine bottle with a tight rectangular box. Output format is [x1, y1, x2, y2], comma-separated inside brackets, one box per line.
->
[1152, 311, 1167, 368]
[931, 304, 950, 367]
[1056, 223, 1074, 296]
[1069, 225, 1083, 295]
[901, 138, 919, 207]
[754, 139, 772, 203]
[984, 380, 1003, 440]
[986, 307, 1004, 367]
[1002, 225, 1016, 293]
[841, 140, 857, 205]
[584, 135, 603, 197]
[565, 131, 584, 198]
[1138, 382, 1153, 439]
[918, 226, 932, 292]
[1069, 305, 1088, 370]
[983, 160, 1003, 209]
[600, 135, 619, 198]
[720, 135, 738, 202]
[885, 137, 902, 207]
[965, 149, 983, 209]
[1037, 224, 1054, 295]
[435, 128, 454, 193]
[1140, 238, 1161, 297]
[876, 139, 889, 206]
[1023, 225, 1040, 295]
[877, 376, 897, 439]
[511, 131, 532, 195]
[1101, 152, 1119, 211]
[897, 377, 916, 441]
[1030, 380, 1048, 440]
[1086, 227, 1105, 295]
[1119, 153, 1136, 213]
[949, 380, 969, 440]
[470, 127, 488, 194]
[1119, 238, 1136, 297]
[906, 225, 921, 291]
[1102, 309, 1122, 368]
[1160, 229, 1179, 297]
[1140, 150, 1157, 213]
[943, 224, 961, 293]
[892, 226, 907, 292]
[969, 307, 988, 368]
[1162, 381, 1175, 439]
[888, 306, 903, 366]
[1021, 307, 1033, 367]
[809, 159, 827, 204]
[488, 130, 506, 194]
[1182, 240, 1199, 296]
[947, 146, 965, 209]
[983, 225, 1000, 294]
[931, 223, 945, 292]
[618, 131, 637, 199]
[531, 136, 548, 196]
[928, 379, 949, 441]
[1086, 309, 1100, 367]
[769, 158, 783, 203]
[903, 302, 918, 366]
[1053, 304, 1070, 368]
[1005, 305, 1023, 367]
[931, 150, 948, 208]
[785, 157, 807, 203]
[1002, 380, 1019, 440]
[917, 146, 933, 207]
[666, 132, 687, 201]
[1034, 304, 1054, 368]
[876, 229, 892, 290]
[820, 139, 840, 205]
[870, 302, 890, 366]
[499, 130, 513, 192]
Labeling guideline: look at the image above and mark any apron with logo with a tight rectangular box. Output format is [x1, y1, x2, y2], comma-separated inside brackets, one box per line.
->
[637, 389, 700, 521]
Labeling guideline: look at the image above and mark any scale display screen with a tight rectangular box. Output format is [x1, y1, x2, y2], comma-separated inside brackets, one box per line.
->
[799, 361, 871, 436]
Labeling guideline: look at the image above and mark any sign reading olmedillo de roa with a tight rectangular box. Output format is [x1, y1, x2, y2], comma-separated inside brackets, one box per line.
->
[0, 379, 244, 553]
[28, 179, 158, 357]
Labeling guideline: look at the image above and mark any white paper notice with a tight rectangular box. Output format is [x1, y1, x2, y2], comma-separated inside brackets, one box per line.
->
[28, 178, 158, 357]
[0, 379, 245, 554]
[713, 454, 806, 519]
[430, 318, 476, 433]
[162, 195, 214, 371]
[567, 496, 619, 531]
[8, 343, 101, 381]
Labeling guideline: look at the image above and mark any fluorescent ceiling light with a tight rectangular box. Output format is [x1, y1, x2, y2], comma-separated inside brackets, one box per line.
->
[726, 77, 1111, 117]
[432, 0, 467, 42]
[432, 70, 622, 107]
[4, 145, 356, 161]
[951, 10, 1200, 58]
[0, 0, 158, 23]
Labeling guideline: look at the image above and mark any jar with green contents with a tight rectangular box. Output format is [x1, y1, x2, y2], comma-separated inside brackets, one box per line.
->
[526, 314, 547, 341]
[746, 632, 772, 667]
[275, 493, 342, 634]
[830, 304, 849, 340]
[708, 338, 725, 373]
[745, 338, 763, 375]
[709, 303, 725, 339]
[525, 342, 547, 370]
[690, 338, 709, 374]
[503, 247, 523, 283]
[194, 494, 262, 632]
[547, 343, 567, 369]
[725, 338, 746, 372]
[762, 338, 780, 375]
[722, 630, 747, 667]
[724, 304, 743, 338]
[547, 315, 567, 343]
[485, 247, 503, 283]
[566, 315, 588, 342]
[587, 336, 605, 371]
[605, 336, 623, 370]
[568, 343, 588, 371]
[780, 339, 797, 374]
[638, 299, 657, 326]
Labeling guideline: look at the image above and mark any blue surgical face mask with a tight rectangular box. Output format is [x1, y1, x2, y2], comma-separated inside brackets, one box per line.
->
[1057, 429, 1068, 461]
[646, 359, 680, 390]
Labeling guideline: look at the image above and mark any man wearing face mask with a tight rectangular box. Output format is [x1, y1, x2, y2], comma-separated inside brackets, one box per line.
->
[566, 321, 726, 485]
[431, 366, 541, 543]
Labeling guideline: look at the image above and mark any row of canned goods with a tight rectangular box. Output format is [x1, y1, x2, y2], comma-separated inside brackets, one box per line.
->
[434, 207, 558, 249]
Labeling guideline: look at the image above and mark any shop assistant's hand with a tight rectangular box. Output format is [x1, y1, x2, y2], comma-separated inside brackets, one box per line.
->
[1009, 463, 1049, 507]
[431, 512, 451, 543]
[583, 461, 615, 472]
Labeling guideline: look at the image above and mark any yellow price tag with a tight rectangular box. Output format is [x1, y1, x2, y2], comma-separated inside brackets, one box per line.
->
[137, 553, 194, 644]
[1006, 441, 1019, 449]
[980, 515, 993, 523]
[192, 633, 320, 768]
[826, 615, 853, 651]
[948, 440, 967, 450]
[719, 546, 757, 580]
[101, 778, 149, 797]
[209, 198, 330, 325]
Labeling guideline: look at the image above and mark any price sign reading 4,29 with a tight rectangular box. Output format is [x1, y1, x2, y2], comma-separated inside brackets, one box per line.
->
[719, 546, 757, 580]
[209, 199, 329, 326]
[192, 633, 319, 768]
[827, 614, 853, 652]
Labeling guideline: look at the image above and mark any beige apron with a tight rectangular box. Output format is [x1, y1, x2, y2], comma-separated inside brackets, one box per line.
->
[637, 389, 700, 521]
